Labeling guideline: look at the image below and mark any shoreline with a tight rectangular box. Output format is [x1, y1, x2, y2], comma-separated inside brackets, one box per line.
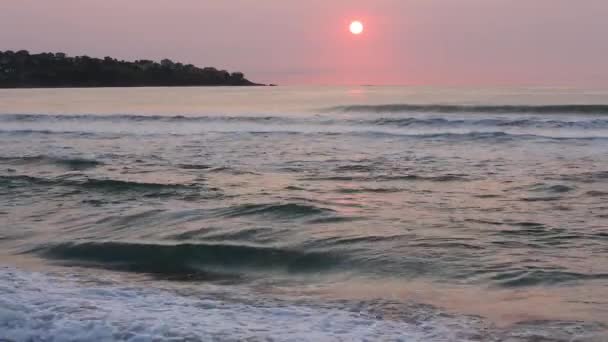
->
[2, 262, 606, 341]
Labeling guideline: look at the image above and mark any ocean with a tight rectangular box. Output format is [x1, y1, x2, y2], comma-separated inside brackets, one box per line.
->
[1, 86, 607, 341]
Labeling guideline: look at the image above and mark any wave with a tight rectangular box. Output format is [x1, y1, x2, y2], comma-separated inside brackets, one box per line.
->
[0, 175, 213, 199]
[178, 163, 212, 170]
[363, 117, 608, 129]
[372, 131, 608, 141]
[2, 268, 510, 342]
[556, 171, 608, 183]
[336, 187, 403, 194]
[0, 155, 102, 170]
[489, 269, 608, 287]
[0, 129, 100, 137]
[206, 166, 260, 175]
[527, 183, 576, 193]
[31, 241, 341, 278]
[0, 113, 288, 123]
[330, 104, 608, 114]
[5, 113, 608, 130]
[586, 190, 608, 197]
[0, 129, 526, 140]
[80, 179, 197, 192]
[2, 128, 606, 142]
[2, 117, 608, 141]
[301, 173, 472, 182]
[29, 238, 608, 288]
[211, 202, 335, 219]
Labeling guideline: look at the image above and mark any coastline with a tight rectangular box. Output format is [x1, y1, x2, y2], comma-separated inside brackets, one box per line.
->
[0, 50, 268, 89]
[0, 83, 270, 89]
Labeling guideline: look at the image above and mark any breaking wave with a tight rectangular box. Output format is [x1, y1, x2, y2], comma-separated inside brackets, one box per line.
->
[330, 104, 608, 114]
[31, 242, 342, 278]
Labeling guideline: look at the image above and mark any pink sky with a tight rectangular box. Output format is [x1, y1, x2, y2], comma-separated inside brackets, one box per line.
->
[1, 0, 607, 86]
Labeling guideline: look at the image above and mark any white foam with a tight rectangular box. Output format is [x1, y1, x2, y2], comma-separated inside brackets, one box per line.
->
[0, 267, 479, 342]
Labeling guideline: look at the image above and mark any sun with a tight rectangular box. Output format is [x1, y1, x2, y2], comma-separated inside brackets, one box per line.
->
[349, 21, 364, 35]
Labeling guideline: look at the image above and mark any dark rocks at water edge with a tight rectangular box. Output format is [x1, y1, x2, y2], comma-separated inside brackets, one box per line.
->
[0, 50, 266, 88]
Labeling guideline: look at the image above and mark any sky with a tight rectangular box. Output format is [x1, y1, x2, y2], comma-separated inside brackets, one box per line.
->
[1, 0, 608, 86]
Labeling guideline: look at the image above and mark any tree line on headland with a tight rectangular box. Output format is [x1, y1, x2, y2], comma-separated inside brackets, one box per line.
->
[0, 50, 265, 88]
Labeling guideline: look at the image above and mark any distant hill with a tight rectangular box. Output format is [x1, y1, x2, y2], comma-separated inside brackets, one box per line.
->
[0, 50, 264, 88]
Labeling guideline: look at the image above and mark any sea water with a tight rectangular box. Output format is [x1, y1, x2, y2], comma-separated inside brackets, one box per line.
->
[1, 86, 607, 341]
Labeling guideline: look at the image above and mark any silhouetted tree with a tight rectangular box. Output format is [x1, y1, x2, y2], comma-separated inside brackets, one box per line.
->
[0, 51, 262, 88]
[160, 59, 174, 67]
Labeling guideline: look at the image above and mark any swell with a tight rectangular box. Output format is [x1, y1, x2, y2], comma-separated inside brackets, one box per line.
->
[178, 202, 341, 223]
[0, 113, 288, 123]
[211, 203, 334, 219]
[20, 230, 608, 287]
[31, 242, 341, 278]
[2, 121, 607, 142]
[0, 174, 210, 198]
[1, 129, 583, 141]
[362, 117, 608, 130]
[0, 129, 100, 137]
[301, 174, 472, 182]
[0, 155, 102, 170]
[556, 171, 608, 183]
[6, 111, 608, 132]
[299, 131, 588, 141]
[488, 269, 608, 287]
[4, 113, 608, 129]
[330, 104, 608, 114]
